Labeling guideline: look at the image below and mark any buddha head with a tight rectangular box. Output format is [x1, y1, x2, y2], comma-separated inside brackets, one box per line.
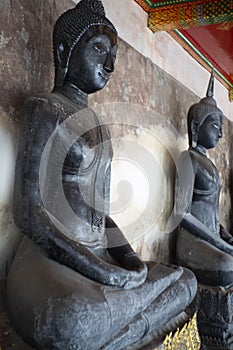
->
[187, 69, 224, 149]
[53, 0, 118, 93]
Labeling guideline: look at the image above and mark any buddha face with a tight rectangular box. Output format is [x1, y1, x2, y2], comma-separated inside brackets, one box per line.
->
[65, 29, 118, 94]
[197, 113, 223, 149]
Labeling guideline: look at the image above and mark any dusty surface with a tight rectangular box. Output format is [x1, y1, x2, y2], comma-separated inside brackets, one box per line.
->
[0, 308, 161, 350]
[0, 309, 33, 350]
[1, 0, 233, 267]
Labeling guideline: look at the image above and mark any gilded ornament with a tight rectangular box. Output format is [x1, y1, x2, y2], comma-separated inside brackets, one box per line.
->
[154, 313, 201, 350]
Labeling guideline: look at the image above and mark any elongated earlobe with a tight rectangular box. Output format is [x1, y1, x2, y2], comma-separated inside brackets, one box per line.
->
[55, 41, 70, 87]
[55, 66, 68, 87]
[192, 135, 197, 148]
[191, 119, 199, 148]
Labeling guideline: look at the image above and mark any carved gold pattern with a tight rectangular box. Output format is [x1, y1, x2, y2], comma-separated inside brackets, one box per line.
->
[134, 0, 151, 12]
[134, 0, 233, 31]
[155, 313, 201, 350]
[228, 88, 233, 102]
[217, 21, 233, 30]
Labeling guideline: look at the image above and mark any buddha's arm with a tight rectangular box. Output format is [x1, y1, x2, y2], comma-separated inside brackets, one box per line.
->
[106, 216, 148, 278]
[220, 225, 233, 244]
[15, 189, 145, 290]
[16, 203, 146, 289]
[22, 209, 147, 289]
[181, 213, 233, 255]
[177, 150, 233, 254]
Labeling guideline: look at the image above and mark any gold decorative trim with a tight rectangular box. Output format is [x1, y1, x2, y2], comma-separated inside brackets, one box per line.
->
[217, 21, 233, 31]
[134, 0, 151, 12]
[135, 0, 233, 33]
[229, 88, 233, 102]
[155, 313, 201, 350]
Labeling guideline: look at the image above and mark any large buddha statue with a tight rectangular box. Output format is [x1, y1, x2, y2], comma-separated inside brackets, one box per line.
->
[176, 71, 233, 348]
[6, 1, 197, 349]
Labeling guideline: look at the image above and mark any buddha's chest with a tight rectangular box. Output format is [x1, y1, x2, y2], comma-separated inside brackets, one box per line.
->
[63, 125, 112, 176]
[192, 152, 221, 196]
[50, 111, 113, 246]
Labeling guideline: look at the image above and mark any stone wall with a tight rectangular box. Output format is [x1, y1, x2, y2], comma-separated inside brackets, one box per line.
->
[0, 0, 233, 287]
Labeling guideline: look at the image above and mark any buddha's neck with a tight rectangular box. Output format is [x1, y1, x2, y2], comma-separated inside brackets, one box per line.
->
[53, 83, 88, 107]
[191, 144, 207, 156]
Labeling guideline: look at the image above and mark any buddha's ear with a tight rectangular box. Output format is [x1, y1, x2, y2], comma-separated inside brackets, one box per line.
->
[191, 119, 199, 134]
[55, 40, 70, 87]
[57, 41, 69, 68]
[191, 119, 199, 148]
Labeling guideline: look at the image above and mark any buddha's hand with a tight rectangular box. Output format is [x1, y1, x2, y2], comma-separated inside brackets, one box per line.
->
[220, 225, 233, 245]
[119, 252, 148, 288]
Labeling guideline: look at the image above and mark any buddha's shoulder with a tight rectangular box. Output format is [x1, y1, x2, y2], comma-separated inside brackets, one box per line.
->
[24, 91, 81, 115]
[23, 93, 67, 113]
[21, 94, 80, 127]
[177, 150, 199, 174]
[177, 150, 193, 165]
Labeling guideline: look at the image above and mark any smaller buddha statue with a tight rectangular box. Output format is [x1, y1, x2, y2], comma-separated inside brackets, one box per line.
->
[175, 70, 233, 348]
[6, 1, 197, 349]
[176, 70, 233, 286]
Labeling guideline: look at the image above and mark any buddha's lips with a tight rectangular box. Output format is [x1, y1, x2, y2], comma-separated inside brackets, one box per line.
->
[98, 71, 109, 81]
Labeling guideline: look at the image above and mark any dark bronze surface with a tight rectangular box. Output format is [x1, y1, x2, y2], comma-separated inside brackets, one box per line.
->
[176, 71, 233, 349]
[6, 1, 197, 349]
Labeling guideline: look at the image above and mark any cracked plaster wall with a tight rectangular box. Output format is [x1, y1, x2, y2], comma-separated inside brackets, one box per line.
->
[0, 0, 233, 292]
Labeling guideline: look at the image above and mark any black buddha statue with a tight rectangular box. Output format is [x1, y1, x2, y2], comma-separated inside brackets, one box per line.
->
[176, 70, 233, 286]
[6, 1, 197, 349]
[175, 70, 233, 348]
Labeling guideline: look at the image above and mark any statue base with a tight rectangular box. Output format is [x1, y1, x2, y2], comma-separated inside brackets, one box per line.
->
[109, 312, 200, 349]
[197, 284, 233, 350]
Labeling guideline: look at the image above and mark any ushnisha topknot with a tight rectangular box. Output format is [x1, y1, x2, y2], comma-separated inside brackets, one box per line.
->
[53, 0, 117, 86]
[187, 68, 223, 146]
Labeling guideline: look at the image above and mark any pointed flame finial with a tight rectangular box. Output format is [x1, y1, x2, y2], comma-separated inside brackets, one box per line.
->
[206, 67, 214, 98]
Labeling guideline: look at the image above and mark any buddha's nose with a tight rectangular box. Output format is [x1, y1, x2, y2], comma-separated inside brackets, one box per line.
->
[104, 53, 114, 73]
